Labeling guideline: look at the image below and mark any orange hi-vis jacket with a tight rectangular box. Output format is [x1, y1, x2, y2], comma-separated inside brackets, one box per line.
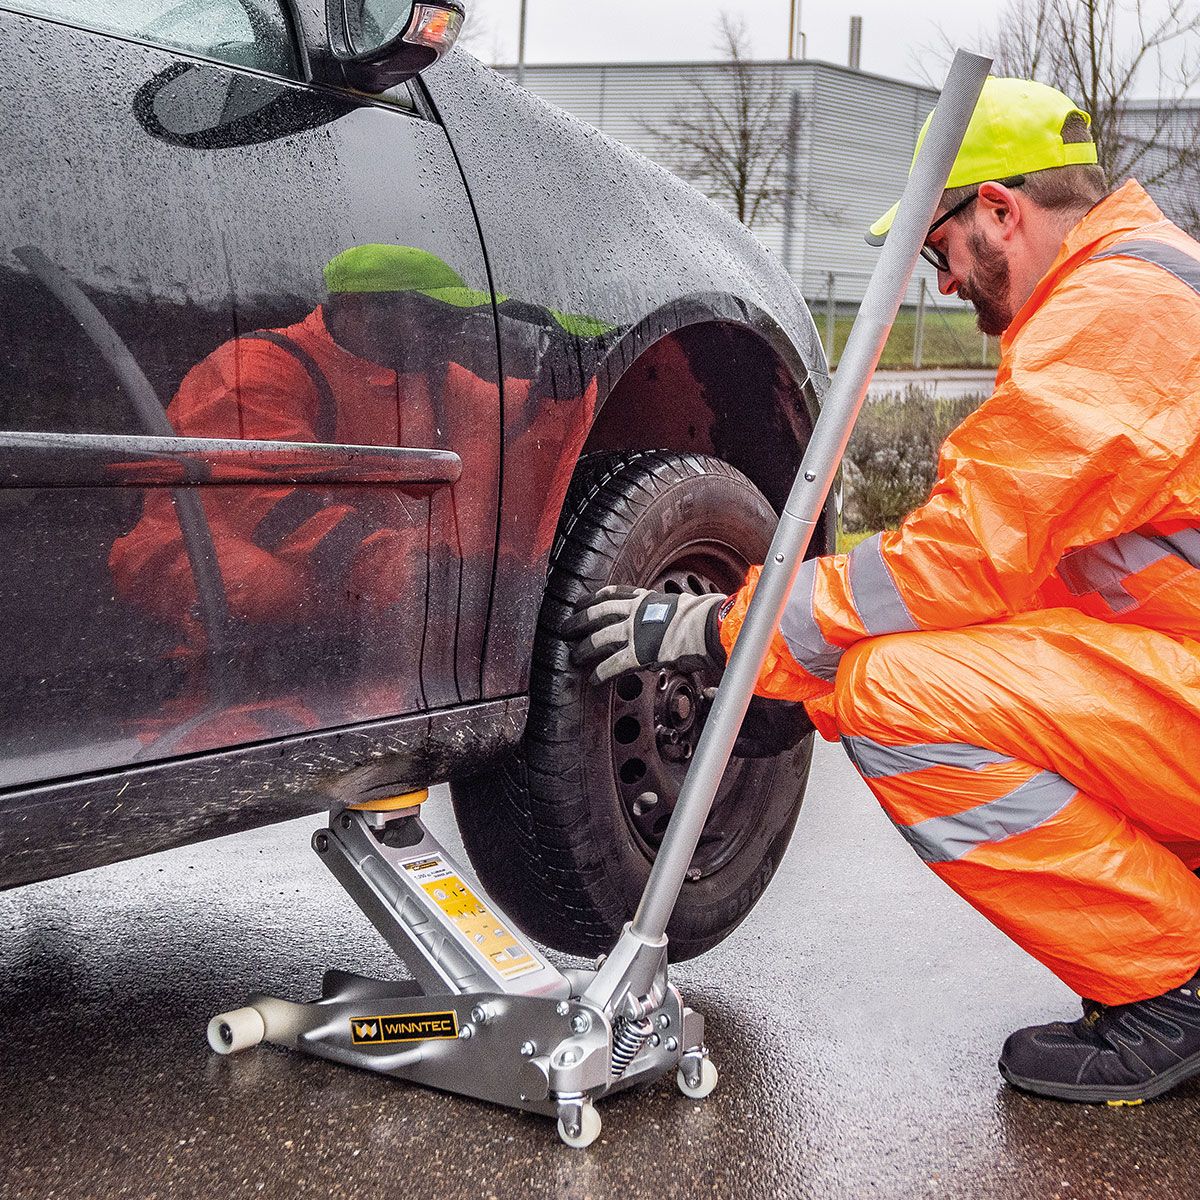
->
[721, 181, 1200, 1004]
[723, 180, 1200, 714]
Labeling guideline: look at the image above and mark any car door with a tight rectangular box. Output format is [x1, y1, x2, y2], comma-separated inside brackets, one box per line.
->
[0, 1, 499, 789]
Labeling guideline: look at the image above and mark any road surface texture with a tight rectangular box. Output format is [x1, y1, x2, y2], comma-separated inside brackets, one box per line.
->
[867, 368, 996, 401]
[4, 739, 1198, 1199]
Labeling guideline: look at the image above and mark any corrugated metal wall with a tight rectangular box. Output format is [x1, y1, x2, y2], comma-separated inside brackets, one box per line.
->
[1118, 100, 1200, 228]
[801, 66, 938, 301]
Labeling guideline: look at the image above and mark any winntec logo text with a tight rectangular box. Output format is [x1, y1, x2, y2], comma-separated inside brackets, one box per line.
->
[349, 1011, 459, 1044]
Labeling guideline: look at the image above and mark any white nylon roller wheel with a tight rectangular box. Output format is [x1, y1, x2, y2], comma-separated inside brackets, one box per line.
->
[207, 1006, 266, 1055]
[557, 1101, 602, 1149]
[677, 1057, 718, 1099]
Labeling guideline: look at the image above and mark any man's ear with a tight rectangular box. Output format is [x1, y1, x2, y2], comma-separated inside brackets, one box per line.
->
[976, 181, 1022, 240]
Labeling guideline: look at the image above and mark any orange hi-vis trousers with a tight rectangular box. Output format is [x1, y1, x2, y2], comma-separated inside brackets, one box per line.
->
[832, 607, 1200, 1005]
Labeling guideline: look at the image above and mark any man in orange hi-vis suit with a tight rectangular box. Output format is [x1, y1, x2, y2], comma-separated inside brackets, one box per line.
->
[567, 78, 1200, 1104]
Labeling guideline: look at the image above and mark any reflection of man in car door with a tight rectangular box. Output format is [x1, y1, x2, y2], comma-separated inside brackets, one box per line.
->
[112, 244, 498, 626]
[110, 243, 610, 752]
[109, 244, 505, 745]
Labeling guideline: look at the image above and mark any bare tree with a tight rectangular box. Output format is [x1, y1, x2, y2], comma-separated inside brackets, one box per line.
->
[456, 0, 497, 60]
[644, 13, 795, 229]
[920, 0, 1200, 228]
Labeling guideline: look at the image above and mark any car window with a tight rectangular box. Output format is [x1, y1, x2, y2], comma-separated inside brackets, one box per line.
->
[10, 0, 299, 76]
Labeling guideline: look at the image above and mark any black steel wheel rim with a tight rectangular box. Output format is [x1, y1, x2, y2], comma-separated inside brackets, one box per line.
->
[603, 538, 770, 878]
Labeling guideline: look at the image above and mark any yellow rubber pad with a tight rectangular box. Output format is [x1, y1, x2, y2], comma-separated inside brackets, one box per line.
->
[348, 789, 429, 812]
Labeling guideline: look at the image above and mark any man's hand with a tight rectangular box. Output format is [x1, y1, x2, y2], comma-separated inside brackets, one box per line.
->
[563, 585, 727, 683]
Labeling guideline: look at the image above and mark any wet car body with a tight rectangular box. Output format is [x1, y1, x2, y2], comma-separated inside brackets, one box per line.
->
[0, 1, 829, 898]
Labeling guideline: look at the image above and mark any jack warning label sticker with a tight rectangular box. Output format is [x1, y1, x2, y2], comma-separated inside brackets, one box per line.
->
[400, 854, 541, 980]
[350, 1011, 459, 1045]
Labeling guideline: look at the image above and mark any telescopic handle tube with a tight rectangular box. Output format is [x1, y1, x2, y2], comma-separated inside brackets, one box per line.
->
[628, 49, 993, 944]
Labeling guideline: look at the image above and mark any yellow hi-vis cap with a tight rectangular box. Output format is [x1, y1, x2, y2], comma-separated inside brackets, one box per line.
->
[865, 77, 1097, 246]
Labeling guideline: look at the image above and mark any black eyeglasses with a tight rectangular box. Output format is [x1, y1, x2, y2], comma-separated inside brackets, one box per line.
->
[921, 175, 1026, 273]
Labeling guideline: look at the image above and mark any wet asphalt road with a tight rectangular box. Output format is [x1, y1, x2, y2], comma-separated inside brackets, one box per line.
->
[867, 368, 996, 402]
[4, 739, 1200, 1200]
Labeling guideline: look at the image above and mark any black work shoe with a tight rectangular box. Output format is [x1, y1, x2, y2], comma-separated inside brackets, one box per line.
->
[999, 970, 1200, 1104]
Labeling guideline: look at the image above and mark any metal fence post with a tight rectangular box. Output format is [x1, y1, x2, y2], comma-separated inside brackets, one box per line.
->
[825, 271, 836, 364]
[913, 277, 926, 369]
[781, 90, 802, 281]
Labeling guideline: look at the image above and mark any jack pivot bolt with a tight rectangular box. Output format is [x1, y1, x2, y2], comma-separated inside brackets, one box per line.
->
[520, 1041, 536, 1057]
[570, 1013, 591, 1035]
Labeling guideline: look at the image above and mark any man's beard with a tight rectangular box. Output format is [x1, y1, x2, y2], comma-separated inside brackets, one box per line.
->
[959, 229, 1013, 336]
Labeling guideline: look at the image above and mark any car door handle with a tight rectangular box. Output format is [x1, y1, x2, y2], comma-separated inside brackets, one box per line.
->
[0, 431, 462, 494]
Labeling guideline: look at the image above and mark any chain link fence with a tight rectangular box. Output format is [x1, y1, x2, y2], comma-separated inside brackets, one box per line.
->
[801, 270, 999, 369]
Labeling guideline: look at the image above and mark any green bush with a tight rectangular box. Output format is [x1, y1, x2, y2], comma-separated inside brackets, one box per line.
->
[842, 387, 985, 533]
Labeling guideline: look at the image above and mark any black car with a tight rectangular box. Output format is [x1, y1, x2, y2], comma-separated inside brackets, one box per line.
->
[0, 0, 831, 958]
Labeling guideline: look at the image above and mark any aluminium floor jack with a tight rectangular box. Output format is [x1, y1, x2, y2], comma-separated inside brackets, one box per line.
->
[206, 49, 992, 1149]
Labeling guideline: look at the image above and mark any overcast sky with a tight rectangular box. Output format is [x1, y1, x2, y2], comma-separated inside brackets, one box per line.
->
[465, 0, 1005, 86]
[463, 1, 1191, 96]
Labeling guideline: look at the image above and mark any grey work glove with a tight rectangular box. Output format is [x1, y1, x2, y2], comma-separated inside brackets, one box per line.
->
[564, 585, 727, 683]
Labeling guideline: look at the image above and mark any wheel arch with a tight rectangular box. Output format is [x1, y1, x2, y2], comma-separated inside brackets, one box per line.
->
[581, 295, 829, 540]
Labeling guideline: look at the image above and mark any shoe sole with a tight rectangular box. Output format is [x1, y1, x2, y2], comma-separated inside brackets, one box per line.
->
[999, 1047, 1200, 1104]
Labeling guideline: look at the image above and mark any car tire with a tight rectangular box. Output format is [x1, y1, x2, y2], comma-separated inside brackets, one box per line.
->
[451, 449, 813, 960]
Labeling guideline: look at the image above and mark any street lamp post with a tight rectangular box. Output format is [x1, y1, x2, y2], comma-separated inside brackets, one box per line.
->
[517, 0, 528, 87]
[787, 0, 805, 58]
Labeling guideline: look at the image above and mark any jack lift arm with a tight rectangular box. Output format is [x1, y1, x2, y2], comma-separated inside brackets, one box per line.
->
[207, 50, 992, 1149]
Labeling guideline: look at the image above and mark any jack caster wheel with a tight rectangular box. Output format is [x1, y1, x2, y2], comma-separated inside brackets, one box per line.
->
[677, 1057, 718, 1099]
[557, 1101, 602, 1149]
[207, 1006, 266, 1055]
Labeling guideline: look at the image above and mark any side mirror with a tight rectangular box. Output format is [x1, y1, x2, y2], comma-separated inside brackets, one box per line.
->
[330, 1, 466, 93]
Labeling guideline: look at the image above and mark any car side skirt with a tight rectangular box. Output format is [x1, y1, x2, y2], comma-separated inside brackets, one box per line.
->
[0, 697, 528, 890]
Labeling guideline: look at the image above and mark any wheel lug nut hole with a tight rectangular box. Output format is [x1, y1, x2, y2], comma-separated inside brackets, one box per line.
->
[619, 758, 646, 784]
[616, 675, 643, 702]
[614, 716, 641, 744]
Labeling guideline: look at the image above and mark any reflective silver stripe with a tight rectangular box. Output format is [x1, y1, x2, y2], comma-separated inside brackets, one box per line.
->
[847, 532, 918, 635]
[841, 736, 1013, 779]
[1057, 532, 1172, 614]
[1154, 528, 1200, 570]
[1057, 529, 1200, 614]
[893, 770, 1078, 865]
[779, 556, 843, 681]
[1091, 239, 1200, 297]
